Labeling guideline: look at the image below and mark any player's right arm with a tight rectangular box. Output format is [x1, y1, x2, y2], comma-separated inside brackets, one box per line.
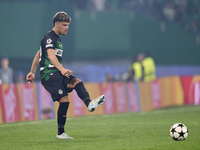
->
[47, 49, 73, 77]
[26, 50, 40, 83]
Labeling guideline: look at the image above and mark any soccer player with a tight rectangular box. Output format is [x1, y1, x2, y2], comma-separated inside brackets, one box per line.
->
[26, 11, 105, 139]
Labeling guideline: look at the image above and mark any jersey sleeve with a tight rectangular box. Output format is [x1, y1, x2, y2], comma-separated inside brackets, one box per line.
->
[43, 36, 56, 51]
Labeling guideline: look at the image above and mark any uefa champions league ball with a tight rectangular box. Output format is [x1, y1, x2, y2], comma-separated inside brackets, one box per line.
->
[170, 123, 188, 141]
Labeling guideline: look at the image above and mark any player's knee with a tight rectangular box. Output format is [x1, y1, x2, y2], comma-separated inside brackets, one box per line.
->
[59, 96, 70, 103]
[74, 79, 82, 85]
[70, 78, 81, 86]
[74, 78, 82, 83]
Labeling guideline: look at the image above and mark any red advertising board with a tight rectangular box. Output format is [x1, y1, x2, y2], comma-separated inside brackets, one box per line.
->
[180, 76, 200, 105]
[84, 83, 104, 116]
[0, 84, 21, 123]
[126, 82, 140, 112]
[18, 83, 39, 121]
[113, 82, 128, 113]
[38, 83, 54, 119]
[0, 75, 199, 125]
[191, 81, 200, 105]
[150, 80, 161, 109]
[138, 81, 154, 111]
[71, 90, 85, 116]
[100, 83, 116, 114]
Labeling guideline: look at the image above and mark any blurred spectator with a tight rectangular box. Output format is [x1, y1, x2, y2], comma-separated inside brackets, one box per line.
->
[15, 70, 25, 83]
[71, 0, 200, 44]
[141, 52, 156, 82]
[90, 0, 112, 12]
[104, 72, 115, 82]
[188, 20, 199, 34]
[0, 56, 13, 84]
[70, 0, 88, 19]
[137, 53, 145, 81]
[119, 0, 200, 43]
[70, 0, 88, 10]
[127, 67, 135, 81]
[163, 1, 176, 23]
[196, 31, 200, 45]
[120, 68, 133, 82]
[130, 56, 143, 82]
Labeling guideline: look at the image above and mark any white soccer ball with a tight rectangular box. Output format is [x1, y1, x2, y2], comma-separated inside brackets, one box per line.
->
[170, 123, 188, 141]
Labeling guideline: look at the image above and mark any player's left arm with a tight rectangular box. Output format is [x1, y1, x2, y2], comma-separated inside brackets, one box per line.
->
[26, 50, 40, 83]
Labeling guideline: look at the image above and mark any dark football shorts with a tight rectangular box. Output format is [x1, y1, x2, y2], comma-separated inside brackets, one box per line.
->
[42, 72, 76, 102]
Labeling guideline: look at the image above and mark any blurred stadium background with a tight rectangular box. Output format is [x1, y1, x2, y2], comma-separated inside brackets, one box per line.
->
[0, 0, 200, 82]
[1, 1, 200, 149]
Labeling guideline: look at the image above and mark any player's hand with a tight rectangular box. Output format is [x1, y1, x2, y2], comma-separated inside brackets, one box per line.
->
[26, 72, 35, 83]
[61, 69, 73, 78]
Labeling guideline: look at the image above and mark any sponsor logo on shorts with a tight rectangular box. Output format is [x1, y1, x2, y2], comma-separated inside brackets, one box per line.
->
[58, 89, 63, 95]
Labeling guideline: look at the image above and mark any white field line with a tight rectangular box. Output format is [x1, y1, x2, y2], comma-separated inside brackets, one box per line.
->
[0, 119, 55, 127]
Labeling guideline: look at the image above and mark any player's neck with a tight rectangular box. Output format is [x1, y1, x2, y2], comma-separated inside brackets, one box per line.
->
[52, 28, 61, 37]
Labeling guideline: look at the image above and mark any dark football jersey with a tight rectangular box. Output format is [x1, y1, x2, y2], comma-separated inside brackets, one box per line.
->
[39, 30, 63, 82]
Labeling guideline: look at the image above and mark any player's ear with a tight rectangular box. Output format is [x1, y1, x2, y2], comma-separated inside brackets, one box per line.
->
[55, 22, 58, 28]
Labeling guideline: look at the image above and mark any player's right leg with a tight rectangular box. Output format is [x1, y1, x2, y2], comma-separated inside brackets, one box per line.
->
[67, 78, 106, 112]
[87, 95, 106, 112]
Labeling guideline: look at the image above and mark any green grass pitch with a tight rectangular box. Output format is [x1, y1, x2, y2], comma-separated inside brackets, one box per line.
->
[0, 105, 199, 150]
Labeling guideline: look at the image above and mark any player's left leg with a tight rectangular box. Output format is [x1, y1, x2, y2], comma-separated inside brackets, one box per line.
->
[42, 74, 74, 139]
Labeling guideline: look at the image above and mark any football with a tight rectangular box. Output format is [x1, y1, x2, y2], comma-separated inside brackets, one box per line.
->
[170, 123, 188, 141]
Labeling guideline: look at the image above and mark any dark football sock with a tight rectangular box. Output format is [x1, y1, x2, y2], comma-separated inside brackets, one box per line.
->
[74, 82, 91, 107]
[57, 102, 69, 135]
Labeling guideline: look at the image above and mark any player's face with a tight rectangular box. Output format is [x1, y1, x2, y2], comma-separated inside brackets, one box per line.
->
[55, 22, 69, 36]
